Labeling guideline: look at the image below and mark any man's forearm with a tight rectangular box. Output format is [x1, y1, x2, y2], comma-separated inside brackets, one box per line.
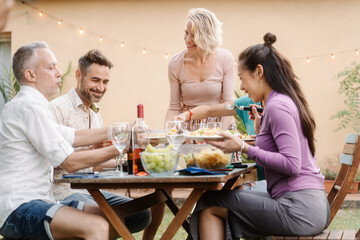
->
[73, 127, 108, 147]
[60, 145, 119, 173]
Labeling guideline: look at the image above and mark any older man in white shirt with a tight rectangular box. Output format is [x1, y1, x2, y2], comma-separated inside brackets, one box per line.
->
[0, 41, 150, 240]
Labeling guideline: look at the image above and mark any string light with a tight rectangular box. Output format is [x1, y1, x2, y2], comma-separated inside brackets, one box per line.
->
[22, 2, 360, 63]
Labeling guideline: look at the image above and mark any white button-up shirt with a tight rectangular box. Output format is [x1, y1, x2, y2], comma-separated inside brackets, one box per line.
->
[0, 86, 75, 227]
[49, 87, 102, 200]
[49, 88, 102, 130]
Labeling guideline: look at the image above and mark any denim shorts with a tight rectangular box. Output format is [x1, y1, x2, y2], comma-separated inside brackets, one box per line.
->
[0, 191, 151, 240]
[0, 199, 84, 240]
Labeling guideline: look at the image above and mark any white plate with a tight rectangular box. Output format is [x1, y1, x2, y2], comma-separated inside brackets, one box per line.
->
[188, 134, 255, 142]
[147, 135, 168, 144]
[146, 130, 167, 144]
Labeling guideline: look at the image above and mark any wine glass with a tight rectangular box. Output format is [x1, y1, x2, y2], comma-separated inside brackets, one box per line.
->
[165, 120, 186, 151]
[108, 122, 131, 176]
[207, 121, 223, 131]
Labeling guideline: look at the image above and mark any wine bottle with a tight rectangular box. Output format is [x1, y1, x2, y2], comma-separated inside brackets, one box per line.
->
[127, 146, 133, 175]
[132, 104, 149, 175]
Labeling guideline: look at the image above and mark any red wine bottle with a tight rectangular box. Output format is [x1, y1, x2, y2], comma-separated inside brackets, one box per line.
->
[132, 104, 149, 175]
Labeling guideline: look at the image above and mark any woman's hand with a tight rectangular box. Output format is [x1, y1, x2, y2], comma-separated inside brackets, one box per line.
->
[205, 132, 248, 154]
[172, 111, 189, 122]
[248, 104, 262, 135]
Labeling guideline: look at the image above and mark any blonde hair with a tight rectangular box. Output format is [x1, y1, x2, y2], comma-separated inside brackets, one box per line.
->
[186, 8, 223, 54]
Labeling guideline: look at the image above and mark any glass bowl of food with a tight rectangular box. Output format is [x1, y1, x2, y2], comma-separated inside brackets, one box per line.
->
[191, 144, 232, 169]
[140, 145, 179, 176]
[178, 144, 197, 168]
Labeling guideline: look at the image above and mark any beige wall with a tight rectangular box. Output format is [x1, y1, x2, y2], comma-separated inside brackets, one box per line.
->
[3, 0, 360, 169]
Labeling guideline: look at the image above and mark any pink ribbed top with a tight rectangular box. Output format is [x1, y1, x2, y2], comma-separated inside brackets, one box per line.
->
[167, 48, 235, 112]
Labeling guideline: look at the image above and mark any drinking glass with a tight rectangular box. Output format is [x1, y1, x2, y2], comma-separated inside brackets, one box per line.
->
[108, 122, 131, 176]
[165, 120, 186, 151]
[207, 122, 223, 130]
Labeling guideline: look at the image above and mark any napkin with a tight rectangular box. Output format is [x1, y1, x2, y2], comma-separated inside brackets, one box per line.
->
[62, 173, 105, 178]
[176, 167, 227, 175]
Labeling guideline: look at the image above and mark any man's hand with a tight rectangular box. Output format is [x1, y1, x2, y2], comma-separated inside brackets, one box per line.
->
[205, 132, 248, 154]
[90, 140, 113, 150]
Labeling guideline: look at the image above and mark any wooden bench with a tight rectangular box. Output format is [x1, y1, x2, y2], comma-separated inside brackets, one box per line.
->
[273, 229, 357, 240]
[273, 133, 360, 240]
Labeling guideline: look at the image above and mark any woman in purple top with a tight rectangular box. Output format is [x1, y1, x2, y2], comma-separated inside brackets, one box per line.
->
[189, 33, 330, 239]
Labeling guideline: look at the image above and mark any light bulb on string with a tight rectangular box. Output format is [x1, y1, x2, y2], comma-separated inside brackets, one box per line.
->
[99, 36, 103, 42]
[20, 2, 360, 64]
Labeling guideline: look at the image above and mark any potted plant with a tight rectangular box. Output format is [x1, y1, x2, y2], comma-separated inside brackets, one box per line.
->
[322, 168, 360, 194]
[349, 173, 360, 194]
[323, 168, 338, 193]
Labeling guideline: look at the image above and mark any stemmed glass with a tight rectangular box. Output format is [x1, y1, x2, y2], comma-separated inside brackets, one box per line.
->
[108, 122, 131, 176]
[207, 122, 223, 131]
[165, 120, 186, 151]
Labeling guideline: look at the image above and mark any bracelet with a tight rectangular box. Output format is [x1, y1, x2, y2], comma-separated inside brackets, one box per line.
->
[187, 110, 193, 122]
[240, 140, 245, 155]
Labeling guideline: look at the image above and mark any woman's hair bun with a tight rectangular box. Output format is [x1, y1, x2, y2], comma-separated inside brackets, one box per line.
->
[263, 32, 276, 46]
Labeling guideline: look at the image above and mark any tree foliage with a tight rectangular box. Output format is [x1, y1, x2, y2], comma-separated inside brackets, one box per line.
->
[330, 61, 360, 133]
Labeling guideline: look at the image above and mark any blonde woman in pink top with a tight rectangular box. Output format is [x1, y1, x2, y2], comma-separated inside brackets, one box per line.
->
[165, 8, 235, 131]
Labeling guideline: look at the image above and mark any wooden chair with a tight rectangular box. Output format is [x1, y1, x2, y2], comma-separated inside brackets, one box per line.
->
[272, 133, 360, 240]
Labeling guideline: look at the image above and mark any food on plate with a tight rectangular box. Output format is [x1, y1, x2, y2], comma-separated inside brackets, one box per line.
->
[189, 127, 223, 136]
[188, 128, 252, 139]
[149, 133, 165, 138]
[166, 128, 180, 135]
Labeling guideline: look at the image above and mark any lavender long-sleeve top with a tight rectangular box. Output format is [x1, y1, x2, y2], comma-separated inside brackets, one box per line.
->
[247, 91, 324, 198]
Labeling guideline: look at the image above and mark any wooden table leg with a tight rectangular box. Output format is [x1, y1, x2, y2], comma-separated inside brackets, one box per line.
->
[161, 189, 191, 234]
[160, 188, 205, 240]
[222, 175, 241, 190]
[88, 189, 134, 240]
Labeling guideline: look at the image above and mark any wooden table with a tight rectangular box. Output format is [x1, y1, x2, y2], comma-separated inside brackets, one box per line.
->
[55, 163, 255, 240]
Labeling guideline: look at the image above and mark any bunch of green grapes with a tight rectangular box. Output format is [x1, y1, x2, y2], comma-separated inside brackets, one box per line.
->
[142, 144, 178, 174]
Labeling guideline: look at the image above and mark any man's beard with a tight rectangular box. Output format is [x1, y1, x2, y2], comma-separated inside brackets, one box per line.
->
[80, 87, 103, 103]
